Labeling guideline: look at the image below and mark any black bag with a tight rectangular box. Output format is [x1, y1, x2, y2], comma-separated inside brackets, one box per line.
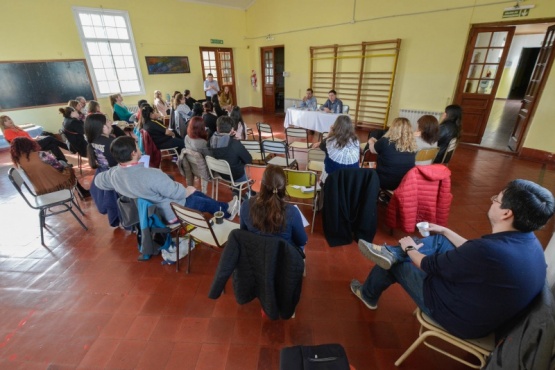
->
[279, 344, 350, 370]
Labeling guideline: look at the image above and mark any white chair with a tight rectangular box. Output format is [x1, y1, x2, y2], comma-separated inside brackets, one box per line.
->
[205, 156, 252, 211]
[307, 148, 325, 173]
[170, 203, 239, 273]
[342, 105, 349, 114]
[439, 137, 459, 165]
[8, 167, 87, 246]
[240, 140, 264, 164]
[261, 140, 298, 169]
[285, 127, 311, 158]
[256, 122, 284, 143]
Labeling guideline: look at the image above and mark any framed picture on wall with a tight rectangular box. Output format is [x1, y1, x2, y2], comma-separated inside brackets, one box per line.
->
[145, 56, 190, 74]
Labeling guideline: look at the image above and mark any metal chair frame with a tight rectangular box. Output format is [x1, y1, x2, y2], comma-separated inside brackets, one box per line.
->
[306, 148, 325, 173]
[256, 122, 284, 143]
[205, 156, 252, 213]
[283, 169, 319, 233]
[59, 129, 83, 175]
[285, 127, 311, 158]
[240, 140, 265, 164]
[261, 140, 299, 169]
[440, 138, 459, 165]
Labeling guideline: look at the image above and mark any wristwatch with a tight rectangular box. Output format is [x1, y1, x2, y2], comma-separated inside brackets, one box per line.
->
[404, 246, 417, 253]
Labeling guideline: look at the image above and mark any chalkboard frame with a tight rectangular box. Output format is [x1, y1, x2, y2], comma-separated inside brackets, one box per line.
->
[0, 59, 96, 112]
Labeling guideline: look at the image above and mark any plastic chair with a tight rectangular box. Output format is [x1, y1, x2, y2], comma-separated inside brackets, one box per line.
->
[307, 148, 325, 173]
[395, 308, 495, 368]
[342, 105, 350, 114]
[285, 127, 311, 158]
[415, 147, 440, 165]
[261, 140, 298, 169]
[256, 122, 284, 143]
[240, 140, 264, 164]
[140, 129, 178, 168]
[245, 164, 267, 193]
[284, 169, 319, 233]
[205, 156, 252, 210]
[170, 202, 240, 274]
[8, 167, 87, 246]
[439, 138, 459, 165]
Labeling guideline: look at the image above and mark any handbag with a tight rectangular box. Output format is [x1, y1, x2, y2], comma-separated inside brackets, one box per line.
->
[279, 343, 350, 370]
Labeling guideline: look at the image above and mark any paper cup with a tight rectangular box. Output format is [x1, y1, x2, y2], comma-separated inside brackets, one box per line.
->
[416, 222, 430, 237]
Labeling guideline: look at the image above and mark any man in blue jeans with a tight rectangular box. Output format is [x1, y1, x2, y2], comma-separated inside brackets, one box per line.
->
[351, 179, 554, 339]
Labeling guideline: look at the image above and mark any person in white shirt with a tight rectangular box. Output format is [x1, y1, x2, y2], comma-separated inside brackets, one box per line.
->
[204, 73, 220, 100]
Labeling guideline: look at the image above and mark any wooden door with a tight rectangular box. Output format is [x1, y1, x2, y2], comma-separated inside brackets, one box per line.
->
[454, 27, 515, 144]
[261, 47, 275, 114]
[508, 25, 555, 152]
[199, 47, 236, 103]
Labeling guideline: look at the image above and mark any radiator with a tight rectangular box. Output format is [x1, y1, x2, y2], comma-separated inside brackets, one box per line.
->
[399, 109, 443, 130]
[128, 104, 139, 113]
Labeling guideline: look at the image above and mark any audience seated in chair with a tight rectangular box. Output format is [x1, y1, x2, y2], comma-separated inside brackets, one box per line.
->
[93, 136, 240, 225]
[141, 104, 184, 153]
[59, 106, 88, 157]
[434, 104, 462, 164]
[414, 115, 440, 165]
[109, 93, 136, 123]
[351, 179, 554, 342]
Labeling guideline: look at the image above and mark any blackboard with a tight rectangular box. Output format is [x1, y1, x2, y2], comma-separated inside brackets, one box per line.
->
[0, 59, 95, 111]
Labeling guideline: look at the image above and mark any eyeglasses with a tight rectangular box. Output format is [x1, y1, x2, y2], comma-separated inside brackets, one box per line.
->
[491, 195, 501, 204]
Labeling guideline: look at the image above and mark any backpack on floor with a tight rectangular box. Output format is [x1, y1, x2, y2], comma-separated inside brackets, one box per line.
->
[279, 343, 350, 370]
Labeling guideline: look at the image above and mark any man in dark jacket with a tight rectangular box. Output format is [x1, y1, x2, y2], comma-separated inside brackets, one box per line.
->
[209, 116, 252, 182]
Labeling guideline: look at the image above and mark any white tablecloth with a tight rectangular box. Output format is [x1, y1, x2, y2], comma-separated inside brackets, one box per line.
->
[284, 108, 346, 133]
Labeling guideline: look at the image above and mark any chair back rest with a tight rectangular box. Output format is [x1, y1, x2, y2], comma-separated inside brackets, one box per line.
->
[185, 149, 211, 181]
[257, 122, 274, 141]
[545, 232, 555, 295]
[205, 155, 233, 181]
[240, 140, 262, 154]
[286, 127, 308, 140]
[284, 169, 317, 188]
[140, 129, 161, 168]
[441, 138, 458, 164]
[415, 147, 440, 163]
[170, 202, 212, 231]
[8, 167, 36, 208]
[360, 150, 378, 167]
[342, 105, 350, 114]
[262, 140, 288, 155]
[308, 148, 325, 162]
[245, 164, 267, 193]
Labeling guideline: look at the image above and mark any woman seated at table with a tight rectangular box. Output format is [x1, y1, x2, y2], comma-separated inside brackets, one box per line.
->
[414, 114, 439, 165]
[367, 117, 417, 190]
[142, 104, 184, 152]
[59, 106, 88, 157]
[312, 115, 359, 183]
[218, 86, 233, 112]
[1, 115, 68, 162]
[10, 137, 89, 197]
[184, 117, 209, 153]
[230, 106, 247, 140]
[240, 165, 307, 250]
[110, 93, 137, 123]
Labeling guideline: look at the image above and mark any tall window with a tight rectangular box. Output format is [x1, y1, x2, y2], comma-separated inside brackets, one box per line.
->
[72, 7, 144, 97]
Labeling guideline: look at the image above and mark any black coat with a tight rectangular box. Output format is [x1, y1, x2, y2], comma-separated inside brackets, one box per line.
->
[208, 229, 305, 320]
[210, 137, 252, 180]
[322, 168, 380, 247]
[62, 117, 88, 157]
[434, 119, 459, 163]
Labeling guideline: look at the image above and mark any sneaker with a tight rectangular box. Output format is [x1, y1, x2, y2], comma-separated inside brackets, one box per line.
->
[358, 239, 396, 270]
[350, 279, 377, 310]
[227, 196, 239, 220]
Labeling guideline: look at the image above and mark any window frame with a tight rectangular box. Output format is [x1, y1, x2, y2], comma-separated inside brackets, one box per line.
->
[72, 6, 145, 98]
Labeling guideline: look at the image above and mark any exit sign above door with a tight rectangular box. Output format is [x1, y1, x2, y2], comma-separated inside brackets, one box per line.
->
[210, 39, 224, 45]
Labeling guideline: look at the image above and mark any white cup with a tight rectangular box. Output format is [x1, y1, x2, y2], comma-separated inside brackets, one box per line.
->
[416, 222, 430, 237]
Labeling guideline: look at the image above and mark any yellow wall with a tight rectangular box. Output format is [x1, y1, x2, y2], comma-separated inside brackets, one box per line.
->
[1, 0, 554, 153]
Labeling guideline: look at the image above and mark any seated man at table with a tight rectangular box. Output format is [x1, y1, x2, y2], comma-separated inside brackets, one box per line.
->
[94, 136, 240, 223]
[320, 89, 343, 114]
[299, 88, 317, 110]
[351, 179, 554, 339]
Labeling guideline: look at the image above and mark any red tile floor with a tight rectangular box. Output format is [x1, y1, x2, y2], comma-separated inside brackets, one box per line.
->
[0, 112, 553, 369]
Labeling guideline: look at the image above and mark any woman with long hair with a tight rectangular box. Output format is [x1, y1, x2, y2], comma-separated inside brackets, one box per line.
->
[229, 106, 247, 140]
[142, 104, 184, 152]
[59, 106, 88, 157]
[154, 90, 169, 117]
[86, 100, 101, 115]
[85, 113, 117, 169]
[313, 115, 360, 182]
[184, 116, 208, 152]
[210, 94, 226, 117]
[109, 93, 136, 123]
[368, 117, 417, 190]
[10, 137, 89, 196]
[173, 93, 192, 138]
[218, 86, 233, 111]
[434, 104, 462, 164]
[414, 115, 439, 165]
[202, 100, 218, 137]
[0, 115, 67, 161]
[184, 89, 197, 110]
[240, 165, 307, 249]
[68, 99, 85, 120]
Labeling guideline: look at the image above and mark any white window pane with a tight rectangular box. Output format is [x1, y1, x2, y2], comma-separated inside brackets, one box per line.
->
[122, 80, 140, 93]
[98, 81, 110, 94]
[98, 42, 111, 55]
[114, 16, 126, 28]
[79, 13, 92, 26]
[95, 69, 107, 81]
[106, 27, 118, 39]
[116, 68, 128, 80]
[111, 43, 122, 55]
[83, 26, 95, 38]
[113, 56, 125, 68]
[90, 56, 104, 68]
[124, 56, 135, 68]
[102, 56, 114, 68]
[94, 26, 106, 38]
[103, 15, 115, 27]
[202, 51, 209, 59]
[203, 61, 211, 69]
[91, 14, 102, 26]
[117, 28, 129, 40]
[87, 42, 100, 55]
[126, 68, 137, 79]
[108, 81, 121, 93]
[120, 43, 132, 55]
[105, 68, 117, 80]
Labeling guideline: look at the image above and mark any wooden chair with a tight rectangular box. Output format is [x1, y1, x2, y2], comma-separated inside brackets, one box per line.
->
[205, 156, 252, 210]
[170, 203, 239, 273]
[240, 140, 264, 164]
[8, 167, 87, 246]
[261, 140, 298, 169]
[415, 147, 440, 165]
[284, 169, 319, 233]
[285, 127, 311, 158]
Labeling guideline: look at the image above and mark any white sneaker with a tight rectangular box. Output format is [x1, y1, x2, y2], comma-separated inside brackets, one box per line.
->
[227, 196, 239, 220]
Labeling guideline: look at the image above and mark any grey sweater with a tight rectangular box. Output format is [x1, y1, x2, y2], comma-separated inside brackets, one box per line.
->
[94, 164, 186, 221]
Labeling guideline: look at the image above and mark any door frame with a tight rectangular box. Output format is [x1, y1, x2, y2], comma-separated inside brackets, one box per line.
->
[454, 18, 555, 153]
[260, 44, 285, 114]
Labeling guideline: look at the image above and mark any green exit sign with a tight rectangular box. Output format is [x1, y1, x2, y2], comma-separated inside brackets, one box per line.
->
[210, 39, 224, 45]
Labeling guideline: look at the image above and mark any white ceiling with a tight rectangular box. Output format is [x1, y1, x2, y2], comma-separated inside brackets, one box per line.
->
[179, 0, 255, 10]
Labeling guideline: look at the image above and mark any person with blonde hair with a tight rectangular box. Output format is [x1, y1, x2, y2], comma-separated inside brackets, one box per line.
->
[154, 90, 169, 117]
[218, 86, 233, 111]
[109, 93, 136, 123]
[240, 165, 307, 249]
[368, 117, 417, 190]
